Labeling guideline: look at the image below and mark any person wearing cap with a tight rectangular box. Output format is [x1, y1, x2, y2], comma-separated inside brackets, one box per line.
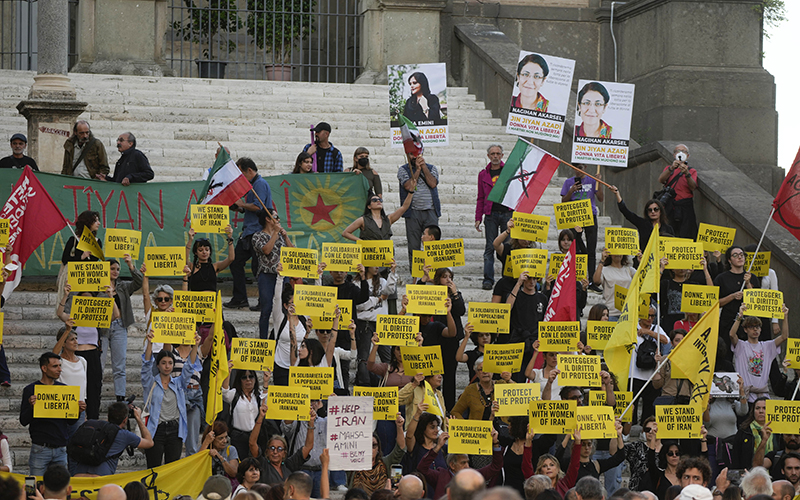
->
[679, 485, 713, 500]
[62, 120, 109, 179]
[0, 133, 38, 170]
[303, 122, 344, 173]
[96, 132, 154, 185]
[198, 474, 233, 500]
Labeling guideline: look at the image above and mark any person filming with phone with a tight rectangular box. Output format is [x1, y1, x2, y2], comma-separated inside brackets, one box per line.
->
[657, 144, 698, 238]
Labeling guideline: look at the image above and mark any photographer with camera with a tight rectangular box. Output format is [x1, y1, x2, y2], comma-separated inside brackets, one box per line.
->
[657, 144, 698, 238]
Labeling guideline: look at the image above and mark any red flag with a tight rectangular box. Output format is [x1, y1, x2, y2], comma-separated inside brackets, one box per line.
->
[543, 240, 577, 322]
[772, 146, 800, 241]
[0, 167, 70, 299]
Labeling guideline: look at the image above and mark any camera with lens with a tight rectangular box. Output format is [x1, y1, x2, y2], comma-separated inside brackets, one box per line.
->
[126, 395, 136, 419]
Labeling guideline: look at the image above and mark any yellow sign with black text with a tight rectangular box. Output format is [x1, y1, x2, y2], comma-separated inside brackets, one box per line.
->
[104, 228, 142, 259]
[67, 261, 110, 292]
[34, 385, 80, 419]
[681, 285, 719, 314]
[280, 247, 319, 279]
[743, 289, 784, 319]
[557, 354, 601, 387]
[321, 242, 361, 272]
[190, 204, 230, 234]
[289, 367, 335, 400]
[483, 343, 525, 374]
[538, 321, 580, 352]
[425, 239, 465, 269]
[510, 212, 550, 242]
[554, 199, 594, 230]
[655, 404, 703, 439]
[529, 399, 577, 435]
[268, 386, 310, 420]
[376, 315, 420, 346]
[230, 338, 275, 372]
[467, 302, 510, 334]
[401, 346, 444, 376]
[605, 227, 639, 255]
[405, 285, 448, 315]
[696, 223, 736, 252]
[144, 246, 186, 277]
[448, 420, 493, 455]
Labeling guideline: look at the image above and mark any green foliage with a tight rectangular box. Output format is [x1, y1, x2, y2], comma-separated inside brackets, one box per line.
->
[246, 0, 316, 64]
[172, 0, 243, 59]
[755, 0, 787, 39]
[388, 64, 415, 122]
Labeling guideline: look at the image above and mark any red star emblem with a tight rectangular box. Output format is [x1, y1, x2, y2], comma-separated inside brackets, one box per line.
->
[303, 194, 337, 225]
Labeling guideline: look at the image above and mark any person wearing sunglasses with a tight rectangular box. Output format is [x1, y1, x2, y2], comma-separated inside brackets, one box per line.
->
[592, 249, 635, 322]
[714, 246, 762, 364]
[253, 208, 290, 339]
[140, 267, 175, 351]
[342, 191, 413, 243]
[249, 403, 316, 485]
[608, 186, 674, 253]
[222, 368, 268, 459]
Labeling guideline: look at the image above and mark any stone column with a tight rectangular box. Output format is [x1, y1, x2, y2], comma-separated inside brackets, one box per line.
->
[17, 0, 87, 173]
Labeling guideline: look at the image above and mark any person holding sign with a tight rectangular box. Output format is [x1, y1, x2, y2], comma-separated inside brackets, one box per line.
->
[506, 271, 548, 370]
[525, 342, 562, 401]
[546, 230, 589, 315]
[58, 211, 102, 308]
[659, 260, 713, 332]
[608, 187, 673, 254]
[221, 365, 269, 459]
[399, 374, 446, 427]
[450, 357, 511, 421]
[349, 413, 408, 495]
[715, 246, 761, 362]
[105, 255, 143, 402]
[491, 219, 538, 302]
[527, 428, 583, 496]
[184, 226, 235, 294]
[456, 323, 494, 383]
[52, 327, 88, 434]
[342, 190, 413, 242]
[140, 267, 176, 350]
[272, 283, 308, 386]
[249, 402, 317, 484]
[398, 153, 440, 271]
[561, 164, 603, 289]
[405, 402, 447, 473]
[562, 420, 625, 482]
[631, 305, 669, 425]
[429, 267, 467, 410]
[253, 209, 291, 338]
[314, 308, 357, 394]
[354, 262, 399, 386]
[732, 397, 782, 472]
[593, 249, 635, 321]
[646, 432, 688, 499]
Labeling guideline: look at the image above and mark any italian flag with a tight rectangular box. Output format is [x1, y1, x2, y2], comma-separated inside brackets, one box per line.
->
[200, 147, 251, 206]
[400, 115, 424, 157]
[487, 138, 562, 214]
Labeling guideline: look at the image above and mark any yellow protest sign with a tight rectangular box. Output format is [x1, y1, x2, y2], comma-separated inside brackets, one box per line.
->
[144, 246, 186, 277]
[173, 291, 216, 322]
[510, 212, 550, 242]
[293, 285, 337, 316]
[549, 253, 588, 280]
[554, 199, 594, 230]
[268, 386, 310, 420]
[151, 312, 196, 345]
[659, 237, 693, 256]
[67, 261, 110, 292]
[70, 296, 114, 328]
[538, 321, 580, 352]
[589, 390, 634, 423]
[529, 399, 577, 435]
[401, 346, 444, 376]
[190, 204, 230, 234]
[321, 242, 361, 272]
[655, 404, 703, 439]
[496, 383, 540, 417]
[557, 354, 601, 387]
[412, 250, 426, 278]
[766, 400, 800, 434]
[280, 247, 319, 279]
[503, 254, 514, 278]
[681, 285, 719, 314]
[425, 239, 465, 269]
[587, 321, 614, 351]
[511, 248, 548, 278]
[359, 240, 394, 267]
[289, 367, 335, 400]
[422, 381, 445, 417]
[576, 406, 617, 439]
[786, 339, 800, 369]
[376, 314, 420, 346]
[34, 385, 80, 418]
[0, 313, 4, 343]
[312, 299, 352, 330]
[76, 226, 104, 260]
[615, 285, 651, 319]
[353, 386, 399, 420]
[0, 219, 8, 246]
[696, 223, 736, 252]
[230, 338, 275, 372]
[743, 289, 784, 319]
[664, 241, 704, 270]
[467, 302, 510, 334]
[605, 227, 639, 255]
[745, 251, 771, 277]
[448, 419, 494, 455]
[483, 343, 525, 374]
[405, 285, 448, 315]
[103, 228, 142, 259]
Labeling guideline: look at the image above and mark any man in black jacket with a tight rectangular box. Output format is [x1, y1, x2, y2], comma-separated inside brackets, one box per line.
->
[97, 132, 154, 185]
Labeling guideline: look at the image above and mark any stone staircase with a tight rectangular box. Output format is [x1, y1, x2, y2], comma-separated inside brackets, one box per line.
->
[0, 69, 612, 473]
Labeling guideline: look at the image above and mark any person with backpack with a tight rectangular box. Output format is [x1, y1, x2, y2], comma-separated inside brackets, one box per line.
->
[630, 305, 668, 426]
[222, 367, 269, 459]
[70, 401, 153, 476]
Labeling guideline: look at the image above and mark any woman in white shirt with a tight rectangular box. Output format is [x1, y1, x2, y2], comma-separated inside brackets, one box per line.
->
[272, 281, 307, 386]
[593, 249, 636, 321]
[222, 368, 269, 459]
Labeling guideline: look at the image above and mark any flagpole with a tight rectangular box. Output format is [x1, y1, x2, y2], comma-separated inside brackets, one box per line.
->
[620, 355, 672, 421]
[739, 207, 776, 293]
[517, 137, 613, 189]
[792, 377, 800, 401]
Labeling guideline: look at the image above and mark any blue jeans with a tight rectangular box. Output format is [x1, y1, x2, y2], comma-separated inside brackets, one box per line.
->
[257, 272, 278, 339]
[101, 319, 129, 397]
[29, 443, 67, 475]
[483, 211, 511, 283]
[185, 387, 204, 456]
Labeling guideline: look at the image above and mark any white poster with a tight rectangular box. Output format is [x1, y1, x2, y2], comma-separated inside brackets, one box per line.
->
[711, 372, 741, 398]
[326, 395, 373, 471]
[388, 63, 448, 148]
[571, 80, 635, 168]
[506, 51, 575, 143]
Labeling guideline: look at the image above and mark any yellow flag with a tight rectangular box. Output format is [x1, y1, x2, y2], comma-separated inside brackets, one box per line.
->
[205, 291, 229, 425]
[605, 275, 639, 391]
[633, 223, 659, 294]
[422, 380, 444, 417]
[76, 225, 104, 260]
[665, 302, 720, 410]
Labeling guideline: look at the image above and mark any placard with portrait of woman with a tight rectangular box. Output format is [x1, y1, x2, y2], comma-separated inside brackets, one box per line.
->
[571, 79, 636, 168]
[388, 62, 449, 147]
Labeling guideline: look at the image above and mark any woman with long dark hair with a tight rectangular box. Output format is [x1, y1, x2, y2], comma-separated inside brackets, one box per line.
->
[609, 187, 673, 250]
[292, 152, 314, 174]
[405, 403, 447, 473]
[184, 226, 234, 293]
[222, 365, 268, 459]
[342, 192, 413, 242]
[403, 72, 441, 122]
[349, 414, 407, 494]
[58, 210, 102, 308]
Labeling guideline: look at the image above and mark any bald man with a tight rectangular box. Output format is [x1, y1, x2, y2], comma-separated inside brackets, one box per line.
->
[772, 480, 795, 500]
[656, 143, 697, 238]
[449, 469, 485, 500]
[97, 484, 126, 500]
[396, 475, 424, 500]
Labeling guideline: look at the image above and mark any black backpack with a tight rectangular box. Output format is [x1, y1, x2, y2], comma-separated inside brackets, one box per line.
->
[636, 337, 658, 370]
[67, 420, 122, 466]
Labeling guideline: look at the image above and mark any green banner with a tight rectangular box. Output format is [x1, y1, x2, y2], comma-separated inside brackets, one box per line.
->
[0, 170, 368, 276]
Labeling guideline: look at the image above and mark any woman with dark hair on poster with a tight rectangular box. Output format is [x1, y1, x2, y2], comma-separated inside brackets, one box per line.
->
[575, 82, 613, 139]
[512, 54, 550, 111]
[403, 72, 441, 122]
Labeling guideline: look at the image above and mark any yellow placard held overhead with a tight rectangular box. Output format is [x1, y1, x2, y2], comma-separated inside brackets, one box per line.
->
[190, 204, 230, 234]
[743, 289, 784, 319]
[510, 212, 550, 242]
[173, 291, 216, 323]
[104, 228, 142, 259]
[422, 381, 445, 417]
[589, 390, 634, 423]
[538, 321, 580, 352]
[696, 223, 736, 252]
[230, 338, 276, 372]
[529, 399, 577, 435]
[576, 406, 617, 439]
[70, 296, 114, 328]
[605, 227, 639, 255]
[549, 253, 587, 280]
[76, 226, 104, 260]
[511, 248, 548, 278]
[681, 285, 719, 314]
[664, 241, 704, 269]
[448, 420, 494, 455]
[280, 247, 319, 279]
[0, 219, 8, 246]
[424, 239, 465, 269]
[293, 285, 337, 316]
[659, 237, 693, 256]
[554, 199, 594, 230]
[401, 346, 444, 376]
[34, 385, 80, 419]
[745, 252, 771, 277]
[67, 261, 110, 292]
[405, 285, 448, 315]
[557, 354, 601, 387]
[353, 386, 399, 421]
[151, 312, 197, 345]
[467, 302, 511, 334]
[321, 242, 361, 272]
[586, 321, 614, 351]
[289, 367, 335, 400]
[483, 343, 525, 374]
[144, 246, 186, 277]
[412, 250, 426, 278]
[496, 383, 540, 417]
[359, 240, 394, 267]
[614, 285, 650, 319]
[786, 339, 800, 369]
[268, 386, 310, 421]
[312, 299, 352, 330]
[655, 404, 703, 439]
[765, 400, 800, 434]
[376, 315, 420, 346]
